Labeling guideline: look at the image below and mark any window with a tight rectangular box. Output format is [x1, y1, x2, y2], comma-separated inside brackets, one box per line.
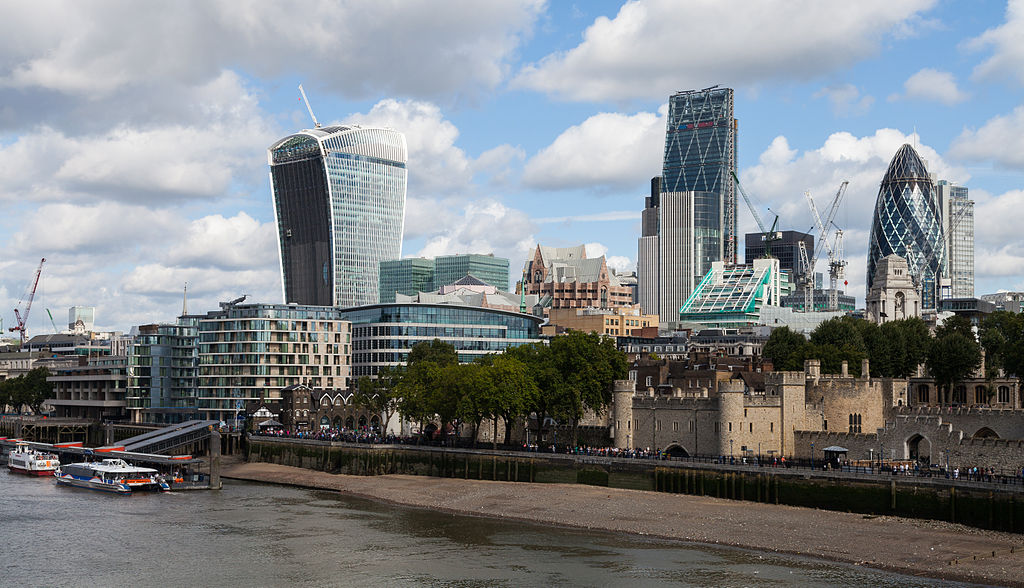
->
[728, 422, 732, 432]
[917, 385, 929, 404]
[749, 423, 753, 433]
[848, 413, 861, 433]
[975, 386, 988, 405]
[646, 376, 653, 387]
[998, 385, 1010, 404]
[953, 386, 966, 404]
[770, 422, 773, 433]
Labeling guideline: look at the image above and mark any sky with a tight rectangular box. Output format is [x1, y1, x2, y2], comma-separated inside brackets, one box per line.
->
[2, 0, 1024, 335]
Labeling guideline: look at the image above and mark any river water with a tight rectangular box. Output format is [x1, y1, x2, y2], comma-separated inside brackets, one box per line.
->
[1, 467, 959, 587]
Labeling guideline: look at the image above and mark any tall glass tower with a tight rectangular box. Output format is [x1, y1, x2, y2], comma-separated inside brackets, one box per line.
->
[867, 144, 946, 308]
[269, 125, 407, 307]
[662, 87, 737, 264]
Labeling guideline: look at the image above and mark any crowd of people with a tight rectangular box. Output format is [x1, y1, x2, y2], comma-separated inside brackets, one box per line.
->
[255, 427, 401, 445]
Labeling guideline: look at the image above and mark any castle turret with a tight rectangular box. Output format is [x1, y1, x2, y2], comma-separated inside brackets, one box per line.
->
[613, 379, 635, 449]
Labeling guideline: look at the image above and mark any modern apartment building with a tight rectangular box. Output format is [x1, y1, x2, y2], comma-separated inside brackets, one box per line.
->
[867, 144, 945, 308]
[195, 302, 351, 421]
[126, 317, 200, 425]
[269, 125, 407, 307]
[48, 356, 129, 421]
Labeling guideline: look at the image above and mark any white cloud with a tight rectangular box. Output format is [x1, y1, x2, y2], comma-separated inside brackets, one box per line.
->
[584, 242, 634, 274]
[0, 72, 276, 205]
[812, 84, 875, 116]
[0, 1, 544, 103]
[8, 202, 177, 255]
[514, 0, 936, 102]
[950, 106, 1024, 169]
[893, 68, 968, 105]
[412, 199, 537, 272]
[166, 212, 277, 271]
[967, 0, 1024, 85]
[741, 129, 967, 302]
[347, 99, 473, 197]
[523, 108, 664, 191]
[535, 211, 641, 224]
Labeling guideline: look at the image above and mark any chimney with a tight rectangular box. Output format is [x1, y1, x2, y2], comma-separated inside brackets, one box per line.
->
[841, 361, 849, 378]
[862, 358, 870, 379]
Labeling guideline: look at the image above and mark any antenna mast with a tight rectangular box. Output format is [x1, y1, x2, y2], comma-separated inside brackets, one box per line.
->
[298, 84, 321, 128]
[182, 282, 189, 316]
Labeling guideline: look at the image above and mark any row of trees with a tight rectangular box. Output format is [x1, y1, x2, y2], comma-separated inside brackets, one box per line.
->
[356, 331, 627, 448]
[0, 367, 52, 414]
[763, 314, 996, 397]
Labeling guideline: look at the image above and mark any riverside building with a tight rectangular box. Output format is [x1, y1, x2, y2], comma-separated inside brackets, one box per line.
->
[378, 254, 510, 303]
[269, 125, 408, 307]
[125, 317, 200, 424]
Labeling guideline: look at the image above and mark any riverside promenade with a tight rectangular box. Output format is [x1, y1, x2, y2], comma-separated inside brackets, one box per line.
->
[223, 459, 1024, 587]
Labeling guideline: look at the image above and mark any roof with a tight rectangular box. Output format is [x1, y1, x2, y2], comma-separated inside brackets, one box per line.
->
[452, 274, 488, 286]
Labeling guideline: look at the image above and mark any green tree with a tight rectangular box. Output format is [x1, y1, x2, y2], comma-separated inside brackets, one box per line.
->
[355, 365, 403, 434]
[478, 354, 533, 448]
[935, 315, 975, 341]
[927, 330, 982, 402]
[453, 363, 492, 446]
[548, 330, 628, 447]
[408, 338, 458, 366]
[507, 341, 564, 446]
[0, 377, 12, 413]
[980, 311, 1024, 383]
[892, 317, 931, 377]
[809, 316, 866, 376]
[762, 326, 809, 371]
[10, 367, 52, 415]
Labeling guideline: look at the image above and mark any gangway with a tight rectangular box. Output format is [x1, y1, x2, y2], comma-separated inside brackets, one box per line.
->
[112, 420, 221, 454]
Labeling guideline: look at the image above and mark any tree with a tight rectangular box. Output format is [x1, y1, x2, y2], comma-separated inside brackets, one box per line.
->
[507, 341, 564, 446]
[809, 316, 866, 376]
[355, 365, 403, 434]
[478, 354, 533, 448]
[980, 311, 1024, 383]
[762, 326, 809, 371]
[408, 338, 458, 366]
[892, 317, 931, 377]
[10, 367, 52, 415]
[927, 330, 982, 402]
[0, 377, 12, 413]
[548, 330, 628, 447]
[453, 363, 491, 446]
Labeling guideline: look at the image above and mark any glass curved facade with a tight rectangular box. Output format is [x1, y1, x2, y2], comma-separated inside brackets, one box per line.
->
[867, 144, 946, 308]
[342, 303, 543, 377]
[270, 126, 408, 308]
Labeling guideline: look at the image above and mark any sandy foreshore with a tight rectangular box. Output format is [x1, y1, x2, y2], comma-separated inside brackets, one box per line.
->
[222, 460, 1024, 586]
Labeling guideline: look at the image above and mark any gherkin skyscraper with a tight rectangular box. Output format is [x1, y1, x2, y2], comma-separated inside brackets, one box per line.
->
[867, 144, 945, 309]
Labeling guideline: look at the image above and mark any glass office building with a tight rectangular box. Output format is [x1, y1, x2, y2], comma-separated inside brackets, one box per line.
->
[867, 144, 946, 308]
[342, 303, 543, 378]
[126, 317, 200, 425]
[433, 253, 509, 292]
[270, 125, 407, 307]
[379, 258, 435, 303]
[662, 87, 736, 264]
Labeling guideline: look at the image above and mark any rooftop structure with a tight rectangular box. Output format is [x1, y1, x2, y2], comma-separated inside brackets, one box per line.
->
[679, 258, 781, 328]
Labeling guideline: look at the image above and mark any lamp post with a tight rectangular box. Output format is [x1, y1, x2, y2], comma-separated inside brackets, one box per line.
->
[729, 439, 734, 464]
[757, 442, 761, 466]
[811, 441, 815, 470]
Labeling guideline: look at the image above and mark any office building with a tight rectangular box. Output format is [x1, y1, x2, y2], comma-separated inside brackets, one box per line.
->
[744, 230, 813, 276]
[48, 356, 128, 421]
[433, 253, 509, 292]
[343, 303, 543, 379]
[379, 254, 511, 303]
[269, 125, 407, 308]
[522, 244, 632, 311]
[678, 258, 781, 328]
[935, 180, 974, 298]
[379, 258, 435, 304]
[68, 306, 95, 332]
[867, 144, 945, 309]
[662, 87, 737, 263]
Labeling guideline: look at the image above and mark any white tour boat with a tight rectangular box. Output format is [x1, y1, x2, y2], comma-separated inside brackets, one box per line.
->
[54, 458, 170, 494]
[7, 442, 60, 476]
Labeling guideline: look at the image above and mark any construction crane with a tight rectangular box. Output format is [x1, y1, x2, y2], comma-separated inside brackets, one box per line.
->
[9, 258, 45, 346]
[731, 171, 782, 262]
[298, 84, 321, 128]
[46, 309, 60, 334]
[796, 182, 848, 312]
[804, 181, 849, 311]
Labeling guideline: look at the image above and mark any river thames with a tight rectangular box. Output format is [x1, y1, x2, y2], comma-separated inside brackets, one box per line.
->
[1, 467, 961, 587]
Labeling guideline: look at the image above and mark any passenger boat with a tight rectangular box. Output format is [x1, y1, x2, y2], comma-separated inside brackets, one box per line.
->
[7, 442, 60, 476]
[54, 458, 170, 494]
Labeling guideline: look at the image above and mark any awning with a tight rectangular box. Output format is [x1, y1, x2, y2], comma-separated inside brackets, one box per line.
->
[822, 446, 849, 452]
[258, 419, 283, 427]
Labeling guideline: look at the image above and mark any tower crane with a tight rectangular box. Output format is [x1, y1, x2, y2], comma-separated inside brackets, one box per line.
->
[804, 181, 849, 311]
[731, 171, 782, 262]
[797, 181, 848, 312]
[9, 258, 45, 346]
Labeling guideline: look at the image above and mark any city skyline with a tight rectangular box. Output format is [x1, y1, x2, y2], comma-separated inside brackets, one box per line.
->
[2, 1, 1024, 333]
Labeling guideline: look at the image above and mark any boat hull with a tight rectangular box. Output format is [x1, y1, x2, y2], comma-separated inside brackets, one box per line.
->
[54, 473, 131, 495]
[8, 465, 57, 476]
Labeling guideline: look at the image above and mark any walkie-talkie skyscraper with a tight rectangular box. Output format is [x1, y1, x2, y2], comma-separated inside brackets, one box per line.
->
[269, 125, 408, 308]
